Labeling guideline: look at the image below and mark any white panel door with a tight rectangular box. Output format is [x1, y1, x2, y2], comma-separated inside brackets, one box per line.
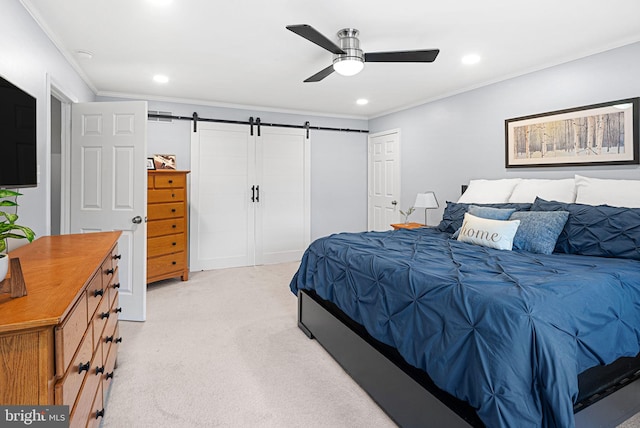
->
[255, 127, 310, 265]
[190, 122, 255, 270]
[70, 101, 147, 321]
[368, 130, 401, 231]
[190, 122, 310, 270]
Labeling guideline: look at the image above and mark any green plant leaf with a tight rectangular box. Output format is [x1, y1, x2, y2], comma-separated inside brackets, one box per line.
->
[0, 200, 18, 207]
[0, 189, 21, 198]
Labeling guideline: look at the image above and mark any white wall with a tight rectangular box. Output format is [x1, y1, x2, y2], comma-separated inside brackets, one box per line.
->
[369, 42, 640, 223]
[97, 97, 369, 239]
[1, 0, 95, 247]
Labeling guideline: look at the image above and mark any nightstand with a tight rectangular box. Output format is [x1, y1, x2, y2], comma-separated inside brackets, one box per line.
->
[391, 222, 425, 230]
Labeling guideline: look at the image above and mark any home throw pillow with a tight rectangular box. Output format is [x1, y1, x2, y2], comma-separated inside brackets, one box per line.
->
[451, 205, 517, 239]
[436, 201, 532, 234]
[457, 213, 520, 251]
[509, 211, 569, 255]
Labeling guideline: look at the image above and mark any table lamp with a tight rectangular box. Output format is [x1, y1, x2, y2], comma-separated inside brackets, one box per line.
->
[414, 191, 439, 226]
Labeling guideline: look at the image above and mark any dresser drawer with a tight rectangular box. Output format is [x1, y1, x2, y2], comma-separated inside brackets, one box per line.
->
[148, 188, 185, 204]
[107, 267, 120, 308]
[102, 294, 119, 357]
[69, 346, 102, 428]
[148, 202, 185, 220]
[154, 174, 186, 189]
[86, 272, 105, 320]
[91, 295, 111, 352]
[148, 218, 186, 238]
[54, 326, 93, 407]
[103, 324, 120, 394]
[148, 233, 185, 258]
[55, 292, 88, 376]
[87, 383, 104, 428]
[147, 252, 186, 279]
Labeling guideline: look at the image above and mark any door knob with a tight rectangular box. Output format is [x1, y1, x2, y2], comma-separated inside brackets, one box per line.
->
[391, 200, 398, 206]
[132, 216, 143, 224]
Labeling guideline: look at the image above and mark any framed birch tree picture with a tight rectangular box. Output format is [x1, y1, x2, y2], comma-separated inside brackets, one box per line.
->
[505, 97, 639, 168]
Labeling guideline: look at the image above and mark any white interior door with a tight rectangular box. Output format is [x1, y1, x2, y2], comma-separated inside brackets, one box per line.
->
[70, 101, 147, 321]
[368, 130, 401, 231]
[255, 127, 310, 265]
[190, 122, 255, 270]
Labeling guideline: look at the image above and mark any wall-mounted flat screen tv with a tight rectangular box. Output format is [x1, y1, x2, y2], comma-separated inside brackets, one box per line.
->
[0, 75, 37, 188]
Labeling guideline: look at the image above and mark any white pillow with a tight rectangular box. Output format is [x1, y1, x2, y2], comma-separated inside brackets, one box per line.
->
[574, 175, 640, 208]
[457, 213, 520, 251]
[458, 179, 522, 204]
[508, 178, 576, 203]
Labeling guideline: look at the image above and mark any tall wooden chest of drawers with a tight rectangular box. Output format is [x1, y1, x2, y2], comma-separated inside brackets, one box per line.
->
[0, 232, 122, 428]
[147, 170, 190, 283]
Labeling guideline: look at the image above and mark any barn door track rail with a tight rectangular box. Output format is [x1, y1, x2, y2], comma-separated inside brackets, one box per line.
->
[146, 112, 369, 138]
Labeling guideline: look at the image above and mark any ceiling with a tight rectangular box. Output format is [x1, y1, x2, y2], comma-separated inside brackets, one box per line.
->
[21, 0, 640, 118]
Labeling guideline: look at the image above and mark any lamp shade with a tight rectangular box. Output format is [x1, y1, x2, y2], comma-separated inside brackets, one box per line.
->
[414, 191, 439, 209]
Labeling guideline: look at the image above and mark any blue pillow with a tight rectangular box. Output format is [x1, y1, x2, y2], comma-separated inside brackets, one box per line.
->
[509, 211, 569, 255]
[468, 205, 516, 220]
[437, 201, 532, 234]
[531, 198, 640, 260]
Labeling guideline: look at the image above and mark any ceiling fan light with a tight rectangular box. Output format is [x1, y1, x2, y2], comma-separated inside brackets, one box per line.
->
[333, 58, 364, 76]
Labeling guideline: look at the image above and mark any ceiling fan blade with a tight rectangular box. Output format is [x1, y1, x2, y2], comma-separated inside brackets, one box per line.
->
[303, 64, 335, 83]
[364, 49, 440, 63]
[286, 24, 345, 55]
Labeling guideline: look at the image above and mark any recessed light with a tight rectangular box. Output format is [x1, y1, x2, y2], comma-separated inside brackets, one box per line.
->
[76, 50, 93, 60]
[461, 54, 481, 65]
[147, 0, 173, 6]
[356, 98, 369, 106]
[153, 74, 169, 84]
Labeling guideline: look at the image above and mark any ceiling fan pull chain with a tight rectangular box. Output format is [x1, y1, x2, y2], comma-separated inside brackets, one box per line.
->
[256, 117, 261, 137]
[249, 117, 254, 136]
[305, 121, 310, 139]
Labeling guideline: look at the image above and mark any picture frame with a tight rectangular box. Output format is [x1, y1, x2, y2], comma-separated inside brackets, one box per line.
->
[153, 154, 177, 170]
[505, 97, 639, 168]
[146, 157, 156, 170]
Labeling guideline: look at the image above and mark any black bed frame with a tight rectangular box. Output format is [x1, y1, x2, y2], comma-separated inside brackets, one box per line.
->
[298, 289, 640, 428]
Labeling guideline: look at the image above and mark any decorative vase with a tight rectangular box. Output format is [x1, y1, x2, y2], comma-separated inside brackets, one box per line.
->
[0, 254, 8, 282]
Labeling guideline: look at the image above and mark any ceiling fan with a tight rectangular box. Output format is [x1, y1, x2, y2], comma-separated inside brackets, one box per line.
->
[286, 24, 440, 83]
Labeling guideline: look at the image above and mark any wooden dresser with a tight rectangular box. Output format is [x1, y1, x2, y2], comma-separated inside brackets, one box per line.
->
[147, 170, 190, 283]
[0, 231, 122, 428]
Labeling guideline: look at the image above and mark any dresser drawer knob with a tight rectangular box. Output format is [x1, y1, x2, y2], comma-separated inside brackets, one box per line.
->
[95, 366, 105, 375]
[171, 208, 176, 213]
[94, 289, 104, 297]
[168, 179, 173, 184]
[113, 254, 122, 260]
[172, 193, 176, 198]
[100, 312, 110, 319]
[115, 337, 123, 344]
[106, 268, 115, 275]
[172, 242, 177, 246]
[113, 282, 121, 289]
[105, 335, 114, 343]
[96, 409, 105, 419]
[115, 307, 122, 313]
[172, 224, 177, 228]
[172, 261, 177, 265]
[78, 362, 90, 373]
[106, 371, 115, 380]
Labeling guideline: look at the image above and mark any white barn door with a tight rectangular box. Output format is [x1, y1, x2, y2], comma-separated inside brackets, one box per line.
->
[190, 122, 310, 270]
[368, 129, 401, 231]
[70, 101, 148, 321]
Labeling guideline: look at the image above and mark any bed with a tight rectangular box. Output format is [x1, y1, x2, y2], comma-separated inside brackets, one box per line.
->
[289, 176, 640, 428]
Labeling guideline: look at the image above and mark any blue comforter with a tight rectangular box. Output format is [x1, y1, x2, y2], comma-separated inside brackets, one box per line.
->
[289, 228, 640, 428]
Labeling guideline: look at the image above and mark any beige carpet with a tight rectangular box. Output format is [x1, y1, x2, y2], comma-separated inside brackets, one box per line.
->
[102, 263, 640, 428]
